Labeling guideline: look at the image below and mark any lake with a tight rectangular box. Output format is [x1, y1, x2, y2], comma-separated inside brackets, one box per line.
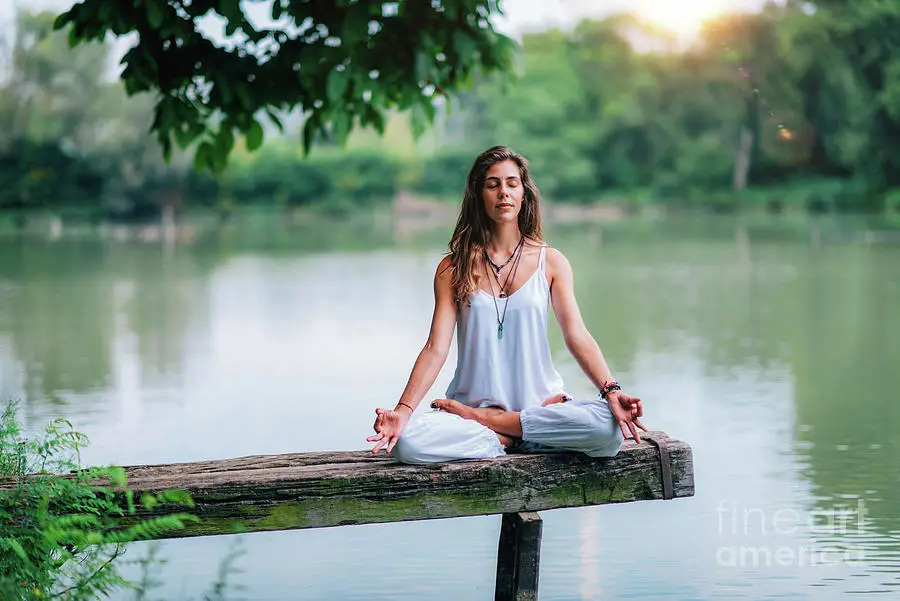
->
[1, 212, 898, 600]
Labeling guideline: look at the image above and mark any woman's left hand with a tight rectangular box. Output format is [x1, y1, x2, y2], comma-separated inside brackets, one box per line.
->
[607, 390, 647, 443]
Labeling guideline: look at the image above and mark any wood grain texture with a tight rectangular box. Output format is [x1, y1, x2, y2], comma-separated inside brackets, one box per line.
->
[495, 512, 543, 601]
[3, 431, 693, 539]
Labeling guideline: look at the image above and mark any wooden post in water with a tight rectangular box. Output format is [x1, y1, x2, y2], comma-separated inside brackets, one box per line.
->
[495, 511, 543, 601]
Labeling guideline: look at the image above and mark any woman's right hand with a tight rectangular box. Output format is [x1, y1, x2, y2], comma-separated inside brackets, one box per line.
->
[367, 407, 411, 455]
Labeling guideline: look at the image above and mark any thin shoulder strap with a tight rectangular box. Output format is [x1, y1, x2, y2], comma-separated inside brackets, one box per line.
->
[539, 246, 547, 271]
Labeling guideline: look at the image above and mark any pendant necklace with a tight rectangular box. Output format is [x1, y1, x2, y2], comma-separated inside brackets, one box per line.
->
[485, 240, 523, 340]
[485, 237, 524, 299]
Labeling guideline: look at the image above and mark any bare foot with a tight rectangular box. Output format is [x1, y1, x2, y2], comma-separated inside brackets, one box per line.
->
[432, 399, 524, 439]
[430, 398, 478, 420]
[541, 392, 571, 406]
[496, 433, 515, 449]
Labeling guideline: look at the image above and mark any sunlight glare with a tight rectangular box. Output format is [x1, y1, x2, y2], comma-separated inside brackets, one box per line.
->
[636, 0, 732, 36]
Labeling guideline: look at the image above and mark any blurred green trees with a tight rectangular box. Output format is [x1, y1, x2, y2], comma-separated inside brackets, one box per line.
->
[3, 1, 900, 220]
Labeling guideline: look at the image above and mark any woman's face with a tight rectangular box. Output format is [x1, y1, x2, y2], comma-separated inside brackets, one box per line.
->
[481, 160, 524, 225]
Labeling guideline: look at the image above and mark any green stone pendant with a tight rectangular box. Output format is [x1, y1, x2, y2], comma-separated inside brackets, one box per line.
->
[498, 323, 504, 340]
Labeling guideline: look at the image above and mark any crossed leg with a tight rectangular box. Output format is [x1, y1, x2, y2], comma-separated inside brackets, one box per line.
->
[393, 393, 621, 464]
[430, 393, 570, 442]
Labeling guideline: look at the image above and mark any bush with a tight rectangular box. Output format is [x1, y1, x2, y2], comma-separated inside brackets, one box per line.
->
[225, 145, 401, 207]
[411, 145, 474, 199]
[0, 141, 104, 211]
[0, 401, 197, 600]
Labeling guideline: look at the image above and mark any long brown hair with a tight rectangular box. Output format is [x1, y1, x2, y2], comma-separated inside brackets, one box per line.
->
[446, 146, 545, 303]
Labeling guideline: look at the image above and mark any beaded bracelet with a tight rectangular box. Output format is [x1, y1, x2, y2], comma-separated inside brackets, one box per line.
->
[600, 381, 622, 400]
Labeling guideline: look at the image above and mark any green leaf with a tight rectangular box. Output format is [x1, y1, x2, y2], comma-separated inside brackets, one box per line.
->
[342, 5, 370, 47]
[453, 31, 478, 62]
[161, 135, 173, 163]
[211, 144, 228, 172]
[174, 123, 199, 148]
[216, 126, 235, 158]
[5, 538, 28, 562]
[147, 2, 164, 30]
[363, 105, 385, 134]
[245, 120, 264, 151]
[331, 111, 352, 144]
[194, 142, 213, 172]
[326, 69, 350, 103]
[219, 0, 243, 20]
[53, 12, 72, 31]
[410, 98, 435, 138]
[235, 85, 254, 110]
[302, 118, 318, 154]
[415, 50, 431, 82]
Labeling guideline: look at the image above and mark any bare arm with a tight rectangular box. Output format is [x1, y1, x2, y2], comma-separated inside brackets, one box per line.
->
[394, 255, 458, 412]
[368, 256, 458, 454]
[546, 248, 614, 391]
[547, 247, 647, 442]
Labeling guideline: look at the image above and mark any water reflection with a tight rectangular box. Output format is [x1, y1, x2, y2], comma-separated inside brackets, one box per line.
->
[0, 215, 898, 599]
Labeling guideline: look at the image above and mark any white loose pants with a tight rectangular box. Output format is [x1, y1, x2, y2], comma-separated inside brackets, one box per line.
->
[390, 399, 624, 465]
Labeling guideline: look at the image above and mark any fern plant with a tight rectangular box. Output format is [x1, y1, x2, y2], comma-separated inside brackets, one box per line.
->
[0, 401, 199, 600]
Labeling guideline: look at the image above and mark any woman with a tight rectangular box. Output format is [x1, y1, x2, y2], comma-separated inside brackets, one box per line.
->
[367, 146, 646, 464]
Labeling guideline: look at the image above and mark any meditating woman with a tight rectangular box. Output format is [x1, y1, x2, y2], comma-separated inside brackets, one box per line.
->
[367, 146, 646, 464]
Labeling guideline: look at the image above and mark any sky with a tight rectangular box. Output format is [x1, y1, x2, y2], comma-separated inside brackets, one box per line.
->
[1, 0, 767, 39]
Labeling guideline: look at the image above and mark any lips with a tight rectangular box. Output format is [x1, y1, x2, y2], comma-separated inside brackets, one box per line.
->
[497, 203, 514, 209]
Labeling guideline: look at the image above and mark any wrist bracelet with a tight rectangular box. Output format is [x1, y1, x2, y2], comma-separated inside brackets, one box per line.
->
[396, 401, 415, 413]
[600, 381, 621, 400]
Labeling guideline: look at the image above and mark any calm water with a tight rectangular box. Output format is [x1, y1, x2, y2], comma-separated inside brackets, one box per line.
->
[1, 214, 898, 600]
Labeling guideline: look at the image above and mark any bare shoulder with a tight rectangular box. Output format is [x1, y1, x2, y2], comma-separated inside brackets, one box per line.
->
[435, 255, 454, 281]
[544, 247, 572, 276]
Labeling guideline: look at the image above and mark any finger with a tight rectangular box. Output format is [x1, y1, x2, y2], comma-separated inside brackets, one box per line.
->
[366, 433, 384, 443]
[371, 437, 389, 454]
[619, 421, 630, 441]
[386, 436, 399, 454]
[634, 417, 649, 432]
[635, 401, 644, 418]
[628, 420, 642, 445]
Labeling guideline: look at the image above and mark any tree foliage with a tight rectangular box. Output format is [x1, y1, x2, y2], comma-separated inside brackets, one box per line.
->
[5, 2, 900, 216]
[54, 0, 517, 171]
[448, 1, 900, 209]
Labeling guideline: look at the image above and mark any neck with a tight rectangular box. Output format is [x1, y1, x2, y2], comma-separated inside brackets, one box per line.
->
[486, 223, 523, 255]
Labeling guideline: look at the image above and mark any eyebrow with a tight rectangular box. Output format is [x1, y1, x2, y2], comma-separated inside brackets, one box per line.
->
[485, 175, 520, 181]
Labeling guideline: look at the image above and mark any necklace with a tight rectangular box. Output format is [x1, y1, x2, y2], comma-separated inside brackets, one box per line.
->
[489, 237, 524, 298]
[484, 237, 523, 275]
[485, 241, 524, 340]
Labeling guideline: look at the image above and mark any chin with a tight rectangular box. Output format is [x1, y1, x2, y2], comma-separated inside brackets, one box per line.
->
[491, 212, 520, 224]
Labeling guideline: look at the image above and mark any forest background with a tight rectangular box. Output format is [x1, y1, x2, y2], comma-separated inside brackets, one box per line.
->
[2, 0, 900, 228]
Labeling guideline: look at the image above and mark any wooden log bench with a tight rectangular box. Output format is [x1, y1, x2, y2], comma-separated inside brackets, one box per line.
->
[106, 431, 693, 601]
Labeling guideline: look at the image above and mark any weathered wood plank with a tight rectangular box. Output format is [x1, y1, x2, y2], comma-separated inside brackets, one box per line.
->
[3, 431, 693, 539]
[495, 512, 542, 601]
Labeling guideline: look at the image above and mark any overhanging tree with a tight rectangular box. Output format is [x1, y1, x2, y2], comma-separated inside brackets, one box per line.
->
[55, 0, 517, 171]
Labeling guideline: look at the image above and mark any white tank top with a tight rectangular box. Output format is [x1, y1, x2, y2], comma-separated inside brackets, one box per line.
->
[445, 246, 565, 411]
